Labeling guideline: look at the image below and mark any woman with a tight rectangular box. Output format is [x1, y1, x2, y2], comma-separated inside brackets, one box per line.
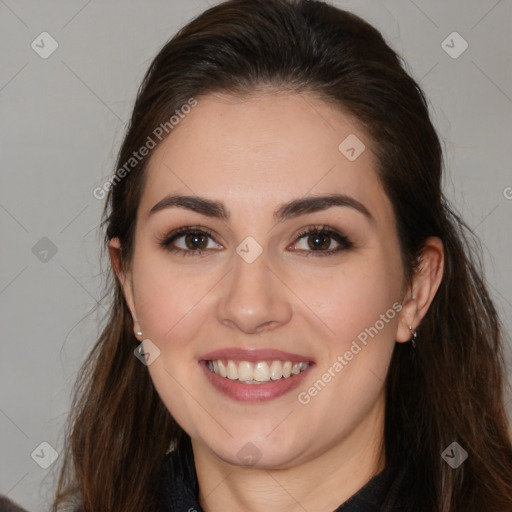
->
[52, 0, 512, 510]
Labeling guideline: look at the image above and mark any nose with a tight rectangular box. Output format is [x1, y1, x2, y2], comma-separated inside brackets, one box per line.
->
[216, 250, 293, 334]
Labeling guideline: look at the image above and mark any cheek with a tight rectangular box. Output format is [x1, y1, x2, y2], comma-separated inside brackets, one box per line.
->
[297, 255, 402, 351]
[293, 263, 400, 435]
[133, 250, 215, 345]
[133, 253, 218, 436]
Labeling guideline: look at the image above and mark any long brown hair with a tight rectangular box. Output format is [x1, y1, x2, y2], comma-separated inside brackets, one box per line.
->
[52, 1, 512, 510]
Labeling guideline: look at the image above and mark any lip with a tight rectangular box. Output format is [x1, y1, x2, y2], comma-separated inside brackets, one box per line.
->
[199, 347, 315, 364]
[200, 359, 314, 403]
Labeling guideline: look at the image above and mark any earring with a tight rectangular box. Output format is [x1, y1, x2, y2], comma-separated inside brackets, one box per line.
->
[135, 330, 143, 338]
[409, 325, 417, 349]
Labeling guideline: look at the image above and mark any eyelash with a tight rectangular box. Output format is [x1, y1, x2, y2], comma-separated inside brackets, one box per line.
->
[158, 225, 354, 258]
[294, 225, 354, 256]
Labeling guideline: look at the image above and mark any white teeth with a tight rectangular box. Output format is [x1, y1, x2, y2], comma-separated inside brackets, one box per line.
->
[291, 363, 302, 375]
[269, 360, 283, 380]
[238, 361, 253, 381]
[207, 359, 310, 382]
[254, 362, 270, 382]
[218, 360, 227, 378]
[226, 360, 238, 380]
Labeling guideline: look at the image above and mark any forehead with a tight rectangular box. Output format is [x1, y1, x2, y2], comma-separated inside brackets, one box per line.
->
[140, 92, 392, 225]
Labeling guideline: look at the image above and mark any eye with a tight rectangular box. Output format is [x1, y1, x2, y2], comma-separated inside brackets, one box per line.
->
[159, 224, 353, 258]
[159, 227, 223, 256]
[289, 225, 354, 257]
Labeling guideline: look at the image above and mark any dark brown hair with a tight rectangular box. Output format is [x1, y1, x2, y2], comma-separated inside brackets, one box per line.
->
[52, 1, 512, 510]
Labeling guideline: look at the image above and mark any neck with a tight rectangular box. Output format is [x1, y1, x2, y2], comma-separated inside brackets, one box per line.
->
[192, 394, 386, 512]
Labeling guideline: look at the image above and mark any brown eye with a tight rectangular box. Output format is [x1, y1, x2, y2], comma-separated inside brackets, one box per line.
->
[291, 226, 354, 257]
[306, 232, 332, 250]
[159, 227, 223, 256]
[183, 232, 209, 250]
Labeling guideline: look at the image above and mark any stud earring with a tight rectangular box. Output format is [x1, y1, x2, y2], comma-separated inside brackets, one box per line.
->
[135, 330, 143, 338]
[409, 325, 417, 349]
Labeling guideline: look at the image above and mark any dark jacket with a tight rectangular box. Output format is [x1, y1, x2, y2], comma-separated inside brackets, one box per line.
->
[156, 440, 417, 511]
[0, 496, 29, 512]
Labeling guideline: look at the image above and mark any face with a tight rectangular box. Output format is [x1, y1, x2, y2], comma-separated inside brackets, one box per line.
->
[113, 92, 413, 469]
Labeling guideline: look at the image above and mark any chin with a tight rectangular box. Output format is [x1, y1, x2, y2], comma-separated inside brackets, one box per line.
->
[204, 431, 311, 470]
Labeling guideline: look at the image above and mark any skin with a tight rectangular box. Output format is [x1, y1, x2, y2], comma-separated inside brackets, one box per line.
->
[109, 91, 444, 512]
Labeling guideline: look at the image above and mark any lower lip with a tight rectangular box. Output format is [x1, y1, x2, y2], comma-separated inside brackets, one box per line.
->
[200, 361, 313, 403]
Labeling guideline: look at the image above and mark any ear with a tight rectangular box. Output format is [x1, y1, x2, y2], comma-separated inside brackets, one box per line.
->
[108, 238, 140, 332]
[396, 236, 444, 343]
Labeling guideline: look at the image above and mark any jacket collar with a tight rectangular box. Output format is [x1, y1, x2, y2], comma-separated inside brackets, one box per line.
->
[156, 438, 410, 512]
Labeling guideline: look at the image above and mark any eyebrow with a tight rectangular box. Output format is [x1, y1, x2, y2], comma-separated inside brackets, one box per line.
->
[148, 193, 374, 223]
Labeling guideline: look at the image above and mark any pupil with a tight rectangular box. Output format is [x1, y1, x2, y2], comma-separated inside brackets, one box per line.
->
[186, 232, 207, 250]
[309, 233, 330, 250]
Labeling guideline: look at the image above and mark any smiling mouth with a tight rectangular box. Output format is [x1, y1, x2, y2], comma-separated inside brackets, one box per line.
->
[206, 359, 310, 383]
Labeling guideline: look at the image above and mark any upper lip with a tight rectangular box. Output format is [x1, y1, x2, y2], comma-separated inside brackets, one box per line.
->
[200, 348, 315, 364]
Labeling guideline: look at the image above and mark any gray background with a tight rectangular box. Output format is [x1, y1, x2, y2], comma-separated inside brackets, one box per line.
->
[1, 0, 511, 510]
